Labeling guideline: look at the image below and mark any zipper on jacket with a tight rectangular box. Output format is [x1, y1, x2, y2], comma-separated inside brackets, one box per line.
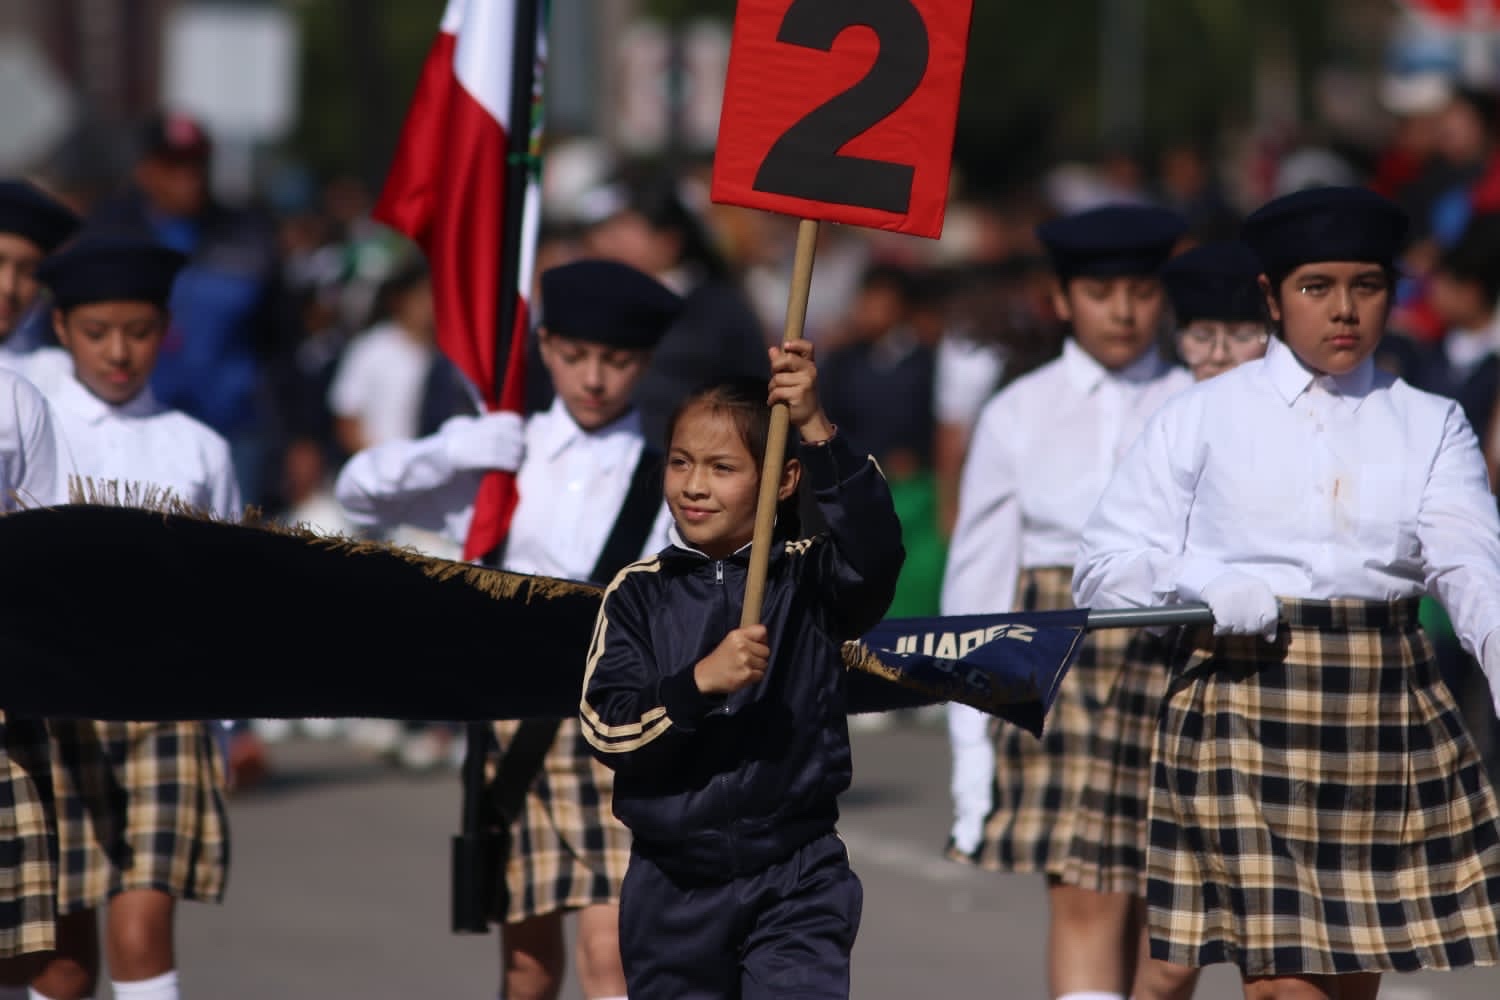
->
[715, 560, 724, 584]
[715, 770, 737, 871]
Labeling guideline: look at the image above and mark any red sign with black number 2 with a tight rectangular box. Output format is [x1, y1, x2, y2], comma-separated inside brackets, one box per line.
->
[711, 0, 975, 240]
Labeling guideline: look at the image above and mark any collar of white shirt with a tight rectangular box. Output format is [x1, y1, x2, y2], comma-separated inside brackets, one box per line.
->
[54, 372, 164, 424]
[1060, 337, 1166, 394]
[1262, 334, 1376, 409]
[536, 397, 643, 470]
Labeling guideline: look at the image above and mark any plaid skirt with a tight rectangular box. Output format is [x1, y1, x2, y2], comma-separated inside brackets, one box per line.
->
[963, 567, 1133, 875]
[1147, 598, 1500, 976]
[1056, 629, 1172, 895]
[494, 717, 630, 923]
[49, 721, 229, 914]
[0, 714, 57, 958]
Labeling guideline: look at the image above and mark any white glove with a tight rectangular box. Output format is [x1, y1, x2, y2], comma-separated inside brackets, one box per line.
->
[947, 703, 994, 856]
[1190, 570, 1280, 641]
[441, 412, 525, 473]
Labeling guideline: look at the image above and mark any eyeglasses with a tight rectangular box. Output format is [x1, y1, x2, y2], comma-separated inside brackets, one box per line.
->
[1175, 326, 1269, 354]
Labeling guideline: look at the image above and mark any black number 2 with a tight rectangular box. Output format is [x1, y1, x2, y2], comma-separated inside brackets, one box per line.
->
[753, 0, 930, 215]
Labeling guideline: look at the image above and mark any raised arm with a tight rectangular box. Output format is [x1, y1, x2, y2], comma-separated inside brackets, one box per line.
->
[801, 432, 906, 638]
[333, 412, 522, 535]
[773, 339, 904, 638]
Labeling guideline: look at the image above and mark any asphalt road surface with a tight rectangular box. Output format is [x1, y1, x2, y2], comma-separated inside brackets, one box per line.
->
[124, 722, 1500, 998]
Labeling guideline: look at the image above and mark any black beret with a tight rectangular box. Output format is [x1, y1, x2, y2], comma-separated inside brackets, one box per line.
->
[0, 180, 80, 254]
[35, 235, 187, 311]
[1036, 204, 1188, 280]
[539, 259, 683, 350]
[1162, 241, 1266, 325]
[1241, 186, 1409, 282]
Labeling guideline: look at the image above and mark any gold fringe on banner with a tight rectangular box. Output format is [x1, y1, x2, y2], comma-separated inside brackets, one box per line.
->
[59, 475, 600, 607]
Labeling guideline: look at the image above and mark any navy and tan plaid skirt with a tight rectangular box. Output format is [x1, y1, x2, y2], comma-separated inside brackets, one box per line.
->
[962, 566, 1137, 876]
[1057, 628, 1173, 895]
[1147, 597, 1500, 976]
[49, 720, 229, 914]
[0, 714, 57, 957]
[494, 717, 630, 923]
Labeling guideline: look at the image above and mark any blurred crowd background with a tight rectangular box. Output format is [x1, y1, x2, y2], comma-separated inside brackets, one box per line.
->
[7, 0, 1500, 769]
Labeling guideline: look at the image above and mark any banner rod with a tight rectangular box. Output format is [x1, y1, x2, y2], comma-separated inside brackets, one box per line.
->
[1085, 603, 1214, 630]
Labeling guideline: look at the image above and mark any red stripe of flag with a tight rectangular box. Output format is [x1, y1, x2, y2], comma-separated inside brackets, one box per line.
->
[373, 0, 537, 561]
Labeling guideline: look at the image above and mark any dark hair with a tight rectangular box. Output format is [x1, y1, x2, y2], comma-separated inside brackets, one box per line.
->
[1453, 86, 1500, 134]
[909, 267, 957, 312]
[858, 263, 918, 301]
[375, 256, 430, 319]
[665, 377, 802, 540]
[624, 174, 730, 281]
[1437, 212, 1500, 304]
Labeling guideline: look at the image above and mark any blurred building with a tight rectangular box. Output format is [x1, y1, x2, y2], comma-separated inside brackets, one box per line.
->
[10, 0, 175, 122]
[0, 0, 181, 185]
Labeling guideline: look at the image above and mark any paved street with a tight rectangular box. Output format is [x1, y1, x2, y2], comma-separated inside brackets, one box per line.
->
[140, 724, 1500, 998]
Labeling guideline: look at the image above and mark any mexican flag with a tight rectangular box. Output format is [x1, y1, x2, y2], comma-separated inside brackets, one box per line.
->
[373, 0, 546, 561]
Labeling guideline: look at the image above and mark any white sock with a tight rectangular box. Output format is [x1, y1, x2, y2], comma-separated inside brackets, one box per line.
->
[26, 989, 84, 1000]
[1056, 993, 1126, 1000]
[111, 970, 178, 1000]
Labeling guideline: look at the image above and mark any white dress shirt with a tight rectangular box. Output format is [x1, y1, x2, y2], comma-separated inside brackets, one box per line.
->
[942, 339, 1193, 616]
[47, 373, 241, 520]
[0, 367, 72, 510]
[336, 398, 671, 581]
[1074, 334, 1500, 673]
[942, 339, 1190, 853]
[934, 333, 1007, 432]
[0, 345, 73, 399]
[327, 322, 435, 446]
[0, 335, 31, 371]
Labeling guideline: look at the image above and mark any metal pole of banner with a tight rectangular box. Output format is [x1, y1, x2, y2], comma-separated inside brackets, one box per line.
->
[1085, 603, 1215, 630]
[453, 0, 545, 936]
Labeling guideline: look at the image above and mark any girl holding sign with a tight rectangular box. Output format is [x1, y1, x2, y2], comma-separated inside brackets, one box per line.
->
[581, 342, 904, 999]
[943, 203, 1192, 1000]
[1075, 186, 1500, 999]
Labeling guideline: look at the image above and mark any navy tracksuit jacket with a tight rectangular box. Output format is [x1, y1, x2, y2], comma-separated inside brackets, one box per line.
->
[582, 432, 904, 998]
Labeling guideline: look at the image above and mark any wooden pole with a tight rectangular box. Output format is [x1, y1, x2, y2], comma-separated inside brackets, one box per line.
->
[741, 218, 820, 628]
